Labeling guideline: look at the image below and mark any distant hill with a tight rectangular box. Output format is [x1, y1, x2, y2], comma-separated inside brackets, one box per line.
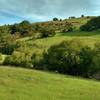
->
[32, 16, 93, 30]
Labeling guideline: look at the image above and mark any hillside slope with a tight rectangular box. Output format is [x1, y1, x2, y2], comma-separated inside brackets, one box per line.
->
[0, 66, 100, 100]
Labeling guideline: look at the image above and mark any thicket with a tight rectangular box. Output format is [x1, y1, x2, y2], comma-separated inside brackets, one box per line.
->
[3, 39, 100, 79]
[3, 44, 33, 68]
[80, 16, 100, 31]
[32, 40, 100, 79]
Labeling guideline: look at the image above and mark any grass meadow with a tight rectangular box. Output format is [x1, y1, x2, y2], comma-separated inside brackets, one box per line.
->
[0, 66, 100, 100]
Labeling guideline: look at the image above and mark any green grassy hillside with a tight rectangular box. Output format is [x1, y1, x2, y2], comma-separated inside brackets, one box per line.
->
[20, 31, 100, 58]
[0, 66, 100, 100]
[67, 17, 91, 29]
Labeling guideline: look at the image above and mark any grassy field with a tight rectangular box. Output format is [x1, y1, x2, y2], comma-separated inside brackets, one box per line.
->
[0, 66, 100, 100]
[67, 17, 91, 29]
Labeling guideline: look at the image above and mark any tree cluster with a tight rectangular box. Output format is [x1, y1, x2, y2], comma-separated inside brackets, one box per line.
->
[80, 16, 100, 31]
[33, 40, 100, 79]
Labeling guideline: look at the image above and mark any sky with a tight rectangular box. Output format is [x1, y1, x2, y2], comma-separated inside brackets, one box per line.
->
[0, 0, 100, 25]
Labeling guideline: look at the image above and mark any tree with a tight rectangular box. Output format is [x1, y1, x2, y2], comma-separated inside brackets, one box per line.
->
[80, 16, 100, 31]
[39, 28, 55, 38]
[53, 18, 59, 21]
[61, 22, 73, 33]
[81, 15, 84, 18]
[79, 47, 95, 77]
[10, 24, 19, 34]
[10, 20, 32, 36]
[4, 46, 33, 68]
[69, 16, 76, 19]
[0, 33, 18, 55]
[34, 39, 99, 79]
[36, 40, 84, 74]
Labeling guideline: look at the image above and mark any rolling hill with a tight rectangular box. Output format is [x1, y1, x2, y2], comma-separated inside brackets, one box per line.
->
[0, 66, 100, 100]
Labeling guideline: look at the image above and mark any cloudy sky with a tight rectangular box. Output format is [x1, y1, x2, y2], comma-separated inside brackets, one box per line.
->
[0, 0, 100, 25]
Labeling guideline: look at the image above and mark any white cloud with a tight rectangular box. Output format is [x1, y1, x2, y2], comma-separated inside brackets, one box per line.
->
[0, 0, 99, 24]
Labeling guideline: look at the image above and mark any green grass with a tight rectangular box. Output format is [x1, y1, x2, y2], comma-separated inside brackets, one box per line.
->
[0, 66, 100, 100]
[24, 31, 100, 57]
[67, 17, 91, 29]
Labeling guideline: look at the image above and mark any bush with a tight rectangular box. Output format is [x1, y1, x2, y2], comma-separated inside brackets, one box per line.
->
[39, 28, 55, 38]
[4, 51, 33, 68]
[53, 18, 59, 21]
[91, 43, 100, 79]
[0, 53, 2, 61]
[33, 39, 100, 79]
[0, 53, 3, 65]
[3, 46, 33, 68]
[10, 20, 32, 36]
[61, 22, 74, 33]
[0, 35, 19, 55]
[79, 47, 95, 77]
[80, 16, 100, 31]
[62, 27, 73, 33]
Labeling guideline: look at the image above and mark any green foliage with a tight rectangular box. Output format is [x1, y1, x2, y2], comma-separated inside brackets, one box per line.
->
[0, 34, 19, 55]
[4, 51, 32, 68]
[9, 19, 74, 38]
[1, 17, 100, 80]
[80, 16, 100, 31]
[10, 20, 33, 36]
[0, 53, 2, 61]
[33, 39, 100, 79]
[79, 47, 95, 77]
[91, 43, 100, 79]
[0, 25, 10, 34]
[3, 45, 33, 68]
[81, 15, 85, 18]
[39, 28, 56, 38]
[61, 22, 74, 33]
[53, 17, 59, 21]
[62, 26, 74, 33]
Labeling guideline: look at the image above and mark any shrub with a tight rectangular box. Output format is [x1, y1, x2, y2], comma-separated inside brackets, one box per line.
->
[34, 39, 100, 79]
[53, 18, 59, 21]
[34, 40, 80, 72]
[62, 27, 73, 33]
[4, 51, 33, 68]
[81, 15, 84, 18]
[10, 20, 32, 36]
[0, 35, 19, 55]
[61, 22, 74, 33]
[91, 43, 100, 79]
[39, 28, 55, 38]
[80, 16, 100, 31]
[0, 53, 3, 65]
[79, 47, 95, 77]
[3, 46, 33, 68]
[0, 53, 2, 61]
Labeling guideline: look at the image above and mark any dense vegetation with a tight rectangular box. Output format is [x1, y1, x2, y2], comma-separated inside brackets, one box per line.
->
[35, 40, 100, 79]
[0, 16, 100, 80]
[80, 16, 100, 31]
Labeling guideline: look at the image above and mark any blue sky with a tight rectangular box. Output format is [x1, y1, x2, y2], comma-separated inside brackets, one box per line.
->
[0, 0, 100, 25]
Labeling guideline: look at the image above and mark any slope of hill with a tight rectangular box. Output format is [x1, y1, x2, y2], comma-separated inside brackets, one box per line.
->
[21, 31, 100, 59]
[32, 17, 92, 30]
[0, 66, 100, 100]
[67, 17, 91, 29]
